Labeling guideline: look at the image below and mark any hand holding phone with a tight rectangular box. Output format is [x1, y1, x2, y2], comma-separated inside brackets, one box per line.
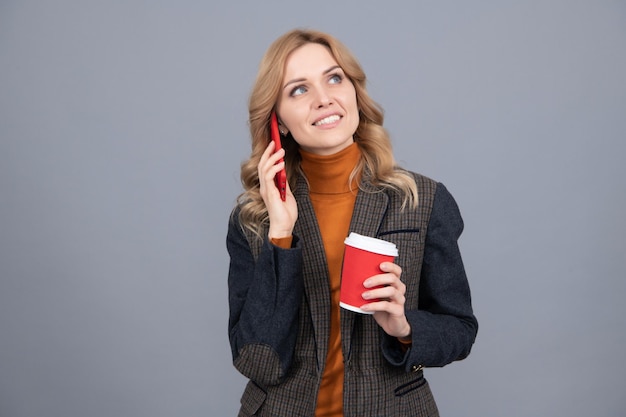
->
[270, 112, 287, 201]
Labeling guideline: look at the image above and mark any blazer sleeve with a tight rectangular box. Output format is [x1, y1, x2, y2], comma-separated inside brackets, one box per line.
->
[226, 209, 304, 385]
[382, 183, 478, 370]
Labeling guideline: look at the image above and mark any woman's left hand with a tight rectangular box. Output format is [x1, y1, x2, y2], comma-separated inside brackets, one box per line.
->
[360, 262, 411, 339]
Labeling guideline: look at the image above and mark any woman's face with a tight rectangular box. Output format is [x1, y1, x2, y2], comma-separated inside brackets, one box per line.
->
[277, 43, 359, 156]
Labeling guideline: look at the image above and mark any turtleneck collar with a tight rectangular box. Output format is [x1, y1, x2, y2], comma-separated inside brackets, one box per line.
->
[299, 142, 361, 194]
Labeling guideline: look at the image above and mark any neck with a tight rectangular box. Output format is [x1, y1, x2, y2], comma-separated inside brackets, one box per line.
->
[299, 142, 361, 194]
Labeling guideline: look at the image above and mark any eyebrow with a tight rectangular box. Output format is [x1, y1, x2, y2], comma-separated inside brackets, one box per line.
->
[283, 65, 342, 90]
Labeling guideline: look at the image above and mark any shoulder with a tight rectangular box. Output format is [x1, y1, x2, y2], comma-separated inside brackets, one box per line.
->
[390, 167, 439, 207]
[389, 168, 464, 227]
[390, 171, 465, 237]
[407, 170, 438, 194]
[398, 168, 434, 183]
[430, 182, 464, 232]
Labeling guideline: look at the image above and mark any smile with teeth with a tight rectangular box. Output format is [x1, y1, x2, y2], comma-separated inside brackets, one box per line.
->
[313, 115, 341, 126]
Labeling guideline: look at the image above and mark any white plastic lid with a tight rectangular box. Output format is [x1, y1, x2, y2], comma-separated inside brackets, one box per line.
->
[344, 232, 398, 257]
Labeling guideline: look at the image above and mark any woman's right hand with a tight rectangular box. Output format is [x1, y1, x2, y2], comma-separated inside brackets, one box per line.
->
[258, 141, 298, 239]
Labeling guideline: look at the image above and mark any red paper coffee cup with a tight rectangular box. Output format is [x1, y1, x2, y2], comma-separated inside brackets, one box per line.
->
[340, 232, 398, 314]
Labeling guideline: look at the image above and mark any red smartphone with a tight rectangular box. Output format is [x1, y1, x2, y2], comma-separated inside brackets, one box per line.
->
[270, 111, 287, 201]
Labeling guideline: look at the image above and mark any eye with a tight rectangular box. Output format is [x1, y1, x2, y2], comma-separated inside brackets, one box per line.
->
[328, 73, 343, 84]
[290, 85, 307, 97]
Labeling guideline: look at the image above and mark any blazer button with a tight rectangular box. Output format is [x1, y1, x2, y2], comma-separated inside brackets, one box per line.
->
[411, 364, 423, 372]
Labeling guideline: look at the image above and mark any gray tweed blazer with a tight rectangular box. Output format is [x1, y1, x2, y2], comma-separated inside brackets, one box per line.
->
[227, 171, 478, 417]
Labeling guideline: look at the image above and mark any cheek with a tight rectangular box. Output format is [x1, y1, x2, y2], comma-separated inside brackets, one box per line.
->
[277, 101, 302, 125]
[347, 96, 359, 122]
[285, 108, 309, 132]
[342, 88, 359, 116]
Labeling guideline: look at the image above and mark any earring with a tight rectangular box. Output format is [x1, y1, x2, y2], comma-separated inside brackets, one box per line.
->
[279, 127, 288, 136]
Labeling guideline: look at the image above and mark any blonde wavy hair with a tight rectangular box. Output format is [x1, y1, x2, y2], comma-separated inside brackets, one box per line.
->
[237, 29, 418, 237]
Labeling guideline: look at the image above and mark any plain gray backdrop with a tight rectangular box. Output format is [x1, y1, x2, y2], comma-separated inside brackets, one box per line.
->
[1, 1, 625, 416]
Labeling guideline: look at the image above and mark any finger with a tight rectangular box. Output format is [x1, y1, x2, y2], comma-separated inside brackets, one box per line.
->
[259, 140, 275, 165]
[362, 286, 406, 304]
[259, 162, 286, 201]
[261, 160, 285, 181]
[380, 261, 402, 276]
[258, 144, 285, 183]
[363, 273, 405, 292]
[261, 141, 285, 164]
[361, 300, 405, 316]
[259, 153, 285, 177]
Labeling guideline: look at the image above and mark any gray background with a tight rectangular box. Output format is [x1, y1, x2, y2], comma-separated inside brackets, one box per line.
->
[1, 1, 625, 416]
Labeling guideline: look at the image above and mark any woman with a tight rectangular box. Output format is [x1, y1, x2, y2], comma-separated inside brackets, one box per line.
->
[227, 28, 478, 417]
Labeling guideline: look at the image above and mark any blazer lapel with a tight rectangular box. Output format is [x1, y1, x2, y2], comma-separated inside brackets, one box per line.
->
[293, 176, 331, 370]
[341, 179, 390, 359]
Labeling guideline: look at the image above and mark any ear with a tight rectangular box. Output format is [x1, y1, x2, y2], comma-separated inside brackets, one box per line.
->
[278, 123, 289, 136]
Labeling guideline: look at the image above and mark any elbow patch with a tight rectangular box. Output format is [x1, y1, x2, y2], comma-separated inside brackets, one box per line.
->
[234, 343, 285, 386]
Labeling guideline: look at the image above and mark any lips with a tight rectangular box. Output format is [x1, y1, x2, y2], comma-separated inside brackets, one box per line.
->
[313, 114, 341, 126]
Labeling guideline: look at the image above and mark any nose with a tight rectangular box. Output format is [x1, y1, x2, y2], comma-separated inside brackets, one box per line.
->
[314, 86, 332, 108]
